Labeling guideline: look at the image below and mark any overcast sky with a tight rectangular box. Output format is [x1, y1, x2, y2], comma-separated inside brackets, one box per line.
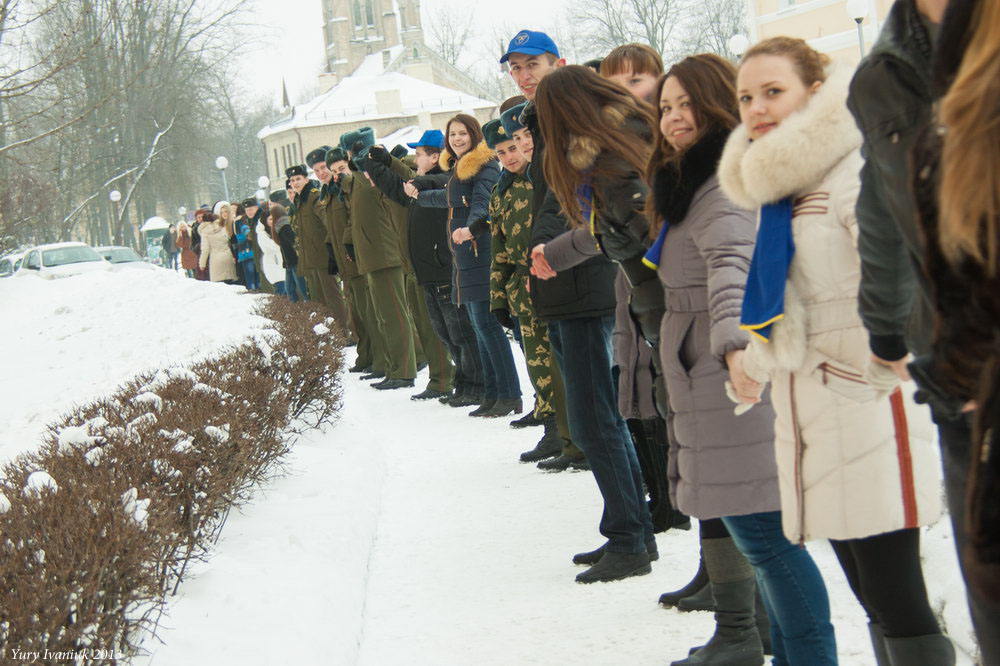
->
[239, 0, 567, 107]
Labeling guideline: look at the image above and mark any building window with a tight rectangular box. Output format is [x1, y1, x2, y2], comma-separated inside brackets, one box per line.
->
[273, 149, 279, 177]
[365, 0, 374, 26]
[353, 0, 362, 27]
[779, 0, 796, 7]
[399, 1, 407, 28]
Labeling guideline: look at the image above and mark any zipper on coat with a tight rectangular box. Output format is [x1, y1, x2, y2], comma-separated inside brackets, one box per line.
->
[789, 373, 806, 546]
[819, 362, 867, 385]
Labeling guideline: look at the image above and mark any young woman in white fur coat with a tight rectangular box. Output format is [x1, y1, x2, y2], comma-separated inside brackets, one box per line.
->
[719, 37, 953, 665]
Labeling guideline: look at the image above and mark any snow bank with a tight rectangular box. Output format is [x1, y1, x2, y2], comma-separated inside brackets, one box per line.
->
[0, 270, 269, 465]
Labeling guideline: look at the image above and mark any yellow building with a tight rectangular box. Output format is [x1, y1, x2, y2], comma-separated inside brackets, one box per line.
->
[746, 0, 895, 63]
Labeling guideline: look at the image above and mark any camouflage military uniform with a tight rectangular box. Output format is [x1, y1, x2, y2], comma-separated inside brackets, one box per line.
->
[489, 170, 577, 456]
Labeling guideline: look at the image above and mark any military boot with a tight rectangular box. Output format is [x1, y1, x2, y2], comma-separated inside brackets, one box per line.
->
[519, 416, 563, 462]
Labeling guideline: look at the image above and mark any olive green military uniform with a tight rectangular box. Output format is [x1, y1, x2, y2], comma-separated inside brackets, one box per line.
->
[343, 168, 416, 381]
[378, 157, 455, 393]
[291, 181, 350, 327]
[319, 181, 364, 348]
[489, 170, 578, 457]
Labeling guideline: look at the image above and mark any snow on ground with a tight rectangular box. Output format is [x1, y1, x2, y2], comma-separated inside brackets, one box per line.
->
[133, 348, 978, 666]
[0, 268, 977, 664]
[0, 269, 268, 466]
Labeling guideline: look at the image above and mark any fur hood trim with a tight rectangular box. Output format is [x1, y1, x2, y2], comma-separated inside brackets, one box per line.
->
[718, 62, 861, 209]
[652, 127, 730, 226]
[566, 104, 639, 171]
[439, 141, 497, 181]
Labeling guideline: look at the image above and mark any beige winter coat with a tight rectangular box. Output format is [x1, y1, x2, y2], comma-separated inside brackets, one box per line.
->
[718, 63, 941, 543]
[198, 222, 238, 283]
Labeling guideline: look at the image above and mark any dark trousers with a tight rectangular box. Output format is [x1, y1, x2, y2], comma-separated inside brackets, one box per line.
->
[830, 528, 940, 638]
[423, 283, 483, 397]
[464, 299, 521, 401]
[937, 414, 1000, 663]
[548, 315, 652, 553]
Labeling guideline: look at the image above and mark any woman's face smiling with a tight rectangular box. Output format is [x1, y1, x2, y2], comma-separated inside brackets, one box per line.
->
[448, 122, 471, 157]
[737, 54, 820, 140]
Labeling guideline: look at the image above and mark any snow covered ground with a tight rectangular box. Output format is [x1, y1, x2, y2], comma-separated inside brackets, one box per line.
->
[0, 269, 268, 466]
[133, 353, 979, 666]
[0, 269, 978, 664]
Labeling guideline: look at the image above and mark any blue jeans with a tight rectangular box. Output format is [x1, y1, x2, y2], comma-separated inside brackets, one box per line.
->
[464, 299, 521, 401]
[272, 281, 286, 296]
[242, 261, 258, 290]
[548, 315, 652, 553]
[722, 512, 837, 666]
[284, 266, 308, 302]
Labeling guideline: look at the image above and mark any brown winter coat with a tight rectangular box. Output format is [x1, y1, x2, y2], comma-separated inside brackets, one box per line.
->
[177, 226, 197, 270]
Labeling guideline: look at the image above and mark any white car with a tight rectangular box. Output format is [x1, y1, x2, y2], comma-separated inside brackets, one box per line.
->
[16, 242, 112, 280]
[95, 245, 160, 272]
[0, 251, 24, 277]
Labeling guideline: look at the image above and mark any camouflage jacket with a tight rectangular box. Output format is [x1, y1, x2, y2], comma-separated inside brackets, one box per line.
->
[489, 169, 533, 313]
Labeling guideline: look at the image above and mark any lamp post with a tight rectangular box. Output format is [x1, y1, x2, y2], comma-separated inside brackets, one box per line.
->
[254, 189, 266, 202]
[177, 206, 187, 220]
[257, 175, 270, 191]
[728, 34, 750, 61]
[109, 189, 122, 245]
[846, 0, 869, 58]
[215, 155, 230, 201]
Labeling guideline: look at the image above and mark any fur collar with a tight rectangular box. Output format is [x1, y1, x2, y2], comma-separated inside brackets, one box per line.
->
[439, 141, 497, 181]
[652, 128, 730, 226]
[718, 63, 861, 209]
[566, 105, 645, 171]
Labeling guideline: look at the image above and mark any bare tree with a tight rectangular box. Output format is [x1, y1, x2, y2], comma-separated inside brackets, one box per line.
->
[572, 0, 686, 59]
[426, 1, 474, 68]
[679, 0, 749, 61]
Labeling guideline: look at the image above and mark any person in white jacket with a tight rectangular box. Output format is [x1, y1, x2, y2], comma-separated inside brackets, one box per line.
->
[718, 37, 953, 666]
[256, 218, 286, 295]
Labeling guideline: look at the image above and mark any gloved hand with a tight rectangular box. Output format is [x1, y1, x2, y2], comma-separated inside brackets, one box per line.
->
[493, 308, 514, 330]
[864, 359, 902, 401]
[325, 242, 338, 275]
[390, 145, 408, 160]
[345, 243, 356, 262]
[367, 144, 391, 166]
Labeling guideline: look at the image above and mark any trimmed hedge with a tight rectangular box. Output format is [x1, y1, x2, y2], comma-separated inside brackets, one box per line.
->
[0, 297, 344, 663]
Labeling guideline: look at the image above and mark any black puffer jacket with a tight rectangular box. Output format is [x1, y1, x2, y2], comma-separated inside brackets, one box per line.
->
[524, 101, 618, 321]
[366, 157, 452, 285]
[414, 142, 500, 304]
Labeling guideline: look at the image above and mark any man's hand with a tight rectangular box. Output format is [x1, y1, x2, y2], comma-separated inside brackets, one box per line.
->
[403, 181, 419, 199]
[367, 144, 391, 166]
[871, 353, 912, 382]
[725, 349, 763, 404]
[530, 244, 556, 279]
[452, 227, 473, 244]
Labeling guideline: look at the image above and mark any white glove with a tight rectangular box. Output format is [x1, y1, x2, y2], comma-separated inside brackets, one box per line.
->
[724, 380, 755, 415]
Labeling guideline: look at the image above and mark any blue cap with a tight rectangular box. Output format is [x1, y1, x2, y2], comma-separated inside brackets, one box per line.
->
[406, 129, 445, 150]
[500, 30, 560, 64]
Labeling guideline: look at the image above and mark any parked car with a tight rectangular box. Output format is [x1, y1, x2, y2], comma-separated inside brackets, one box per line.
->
[16, 242, 112, 279]
[0, 252, 24, 277]
[95, 245, 159, 272]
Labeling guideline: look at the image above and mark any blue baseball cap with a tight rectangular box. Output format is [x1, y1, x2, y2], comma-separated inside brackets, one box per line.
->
[500, 30, 560, 64]
[407, 129, 445, 150]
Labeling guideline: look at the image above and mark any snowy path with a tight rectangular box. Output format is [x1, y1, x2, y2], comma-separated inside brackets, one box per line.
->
[135, 350, 975, 665]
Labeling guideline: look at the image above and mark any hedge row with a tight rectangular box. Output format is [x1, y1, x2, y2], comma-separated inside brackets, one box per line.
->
[0, 297, 345, 663]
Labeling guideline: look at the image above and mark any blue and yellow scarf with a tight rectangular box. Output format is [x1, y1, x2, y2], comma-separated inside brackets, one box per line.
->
[739, 197, 795, 342]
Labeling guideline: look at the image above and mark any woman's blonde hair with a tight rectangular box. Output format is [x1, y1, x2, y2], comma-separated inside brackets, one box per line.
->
[939, 0, 1000, 273]
[741, 36, 829, 86]
[213, 200, 233, 235]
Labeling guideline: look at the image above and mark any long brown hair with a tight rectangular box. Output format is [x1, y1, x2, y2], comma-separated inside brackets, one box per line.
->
[645, 54, 740, 238]
[600, 43, 663, 78]
[268, 203, 287, 242]
[939, 0, 1000, 273]
[443, 114, 484, 167]
[535, 65, 657, 227]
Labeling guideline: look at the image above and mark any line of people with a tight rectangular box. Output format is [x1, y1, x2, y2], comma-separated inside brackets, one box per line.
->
[196, 3, 998, 662]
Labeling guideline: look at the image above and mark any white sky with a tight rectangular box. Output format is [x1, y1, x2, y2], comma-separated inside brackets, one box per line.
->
[238, 0, 567, 107]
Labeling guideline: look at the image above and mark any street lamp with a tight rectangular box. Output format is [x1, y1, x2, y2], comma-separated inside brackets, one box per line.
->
[257, 175, 270, 190]
[254, 189, 266, 201]
[846, 0, 869, 58]
[177, 206, 187, 219]
[109, 190, 122, 245]
[215, 155, 230, 201]
[728, 34, 750, 60]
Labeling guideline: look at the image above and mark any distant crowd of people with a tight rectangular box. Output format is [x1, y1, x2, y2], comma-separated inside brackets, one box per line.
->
[182, 2, 1000, 663]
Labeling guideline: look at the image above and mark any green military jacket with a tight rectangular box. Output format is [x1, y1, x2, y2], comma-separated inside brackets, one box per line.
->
[489, 168, 533, 314]
[320, 181, 357, 282]
[342, 168, 401, 276]
[291, 180, 327, 272]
